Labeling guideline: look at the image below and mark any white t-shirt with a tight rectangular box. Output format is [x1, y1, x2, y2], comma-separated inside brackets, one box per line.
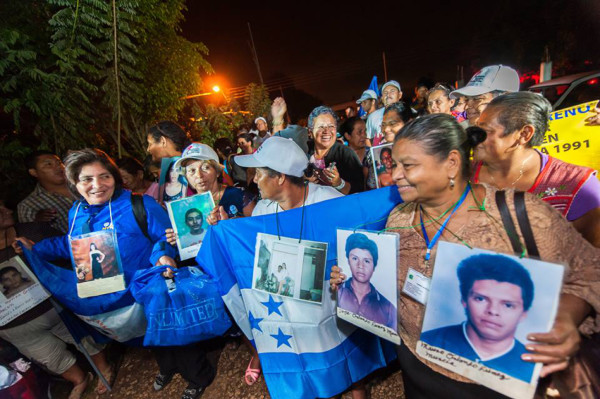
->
[252, 183, 343, 216]
[365, 107, 384, 140]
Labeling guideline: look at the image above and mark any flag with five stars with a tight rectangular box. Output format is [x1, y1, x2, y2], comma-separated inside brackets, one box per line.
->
[197, 186, 402, 399]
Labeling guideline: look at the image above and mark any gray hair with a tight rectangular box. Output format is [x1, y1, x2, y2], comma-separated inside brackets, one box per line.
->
[485, 92, 551, 147]
[307, 106, 339, 130]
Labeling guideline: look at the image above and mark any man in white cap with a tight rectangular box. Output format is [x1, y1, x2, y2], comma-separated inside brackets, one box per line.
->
[450, 65, 520, 127]
[252, 116, 271, 149]
[366, 80, 402, 140]
[233, 136, 342, 216]
[356, 89, 378, 120]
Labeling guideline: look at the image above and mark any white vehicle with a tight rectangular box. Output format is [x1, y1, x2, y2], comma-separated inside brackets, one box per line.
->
[528, 70, 600, 110]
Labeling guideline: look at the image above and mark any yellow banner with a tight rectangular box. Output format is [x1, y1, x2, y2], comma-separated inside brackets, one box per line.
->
[535, 100, 600, 178]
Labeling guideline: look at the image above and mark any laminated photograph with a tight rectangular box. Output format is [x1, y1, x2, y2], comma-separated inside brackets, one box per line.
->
[417, 241, 565, 399]
[370, 143, 394, 188]
[158, 156, 188, 204]
[252, 233, 327, 304]
[335, 229, 400, 344]
[0, 256, 51, 326]
[167, 192, 215, 260]
[70, 230, 126, 298]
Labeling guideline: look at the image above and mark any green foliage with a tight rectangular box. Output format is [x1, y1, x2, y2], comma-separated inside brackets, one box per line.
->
[0, 0, 213, 160]
[244, 83, 271, 120]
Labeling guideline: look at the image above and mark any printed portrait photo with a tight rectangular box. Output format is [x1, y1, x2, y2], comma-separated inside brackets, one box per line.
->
[417, 242, 564, 399]
[158, 157, 188, 204]
[252, 233, 327, 304]
[370, 144, 394, 188]
[167, 192, 215, 260]
[70, 230, 126, 298]
[0, 257, 50, 326]
[336, 229, 400, 344]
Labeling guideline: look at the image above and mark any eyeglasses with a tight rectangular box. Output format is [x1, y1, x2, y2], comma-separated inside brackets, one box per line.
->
[314, 125, 336, 134]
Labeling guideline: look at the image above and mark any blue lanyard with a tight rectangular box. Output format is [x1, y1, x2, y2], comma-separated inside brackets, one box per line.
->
[419, 185, 471, 262]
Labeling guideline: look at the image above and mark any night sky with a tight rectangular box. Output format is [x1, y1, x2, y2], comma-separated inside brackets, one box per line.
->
[181, 0, 600, 106]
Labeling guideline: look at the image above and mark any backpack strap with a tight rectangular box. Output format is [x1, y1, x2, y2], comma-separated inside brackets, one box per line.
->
[495, 190, 522, 255]
[130, 193, 150, 240]
[514, 191, 539, 257]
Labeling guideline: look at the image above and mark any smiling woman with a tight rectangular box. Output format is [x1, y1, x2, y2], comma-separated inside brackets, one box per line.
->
[307, 106, 365, 194]
[330, 114, 600, 398]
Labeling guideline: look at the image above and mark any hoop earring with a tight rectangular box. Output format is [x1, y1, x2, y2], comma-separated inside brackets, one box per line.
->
[449, 178, 455, 188]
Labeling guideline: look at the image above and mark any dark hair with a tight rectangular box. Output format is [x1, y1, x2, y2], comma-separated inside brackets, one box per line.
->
[457, 254, 534, 311]
[485, 92, 551, 147]
[261, 167, 305, 187]
[237, 133, 255, 143]
[64, 148, 124, 199]
[426, 83, 454, 104]
[394, 114, 486, 179]
[0, 266, 27, 281]
[25, 150, 58, 171]
[213, 138, 235, 159]
[143, 155, 160, 179]
[383, 102, 414, 123]
[185, 208, 203, 221]
[345, 233, 378, 267]
[90, 243, 97, 250]
[148, 121, 191, 152]
[379, 147, 392, 162]
[116, 156, 144, 176]
[340, 116, 365, 138]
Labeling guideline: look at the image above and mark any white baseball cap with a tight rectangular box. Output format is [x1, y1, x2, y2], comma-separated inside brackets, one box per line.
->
[235, 136, 308, 177]
[450, 65, 520, 99]
[254, 116, 267, 125]
[173, 143, 219, 170]
[356, 89, 378, 104]
[381, 80, 402, 93]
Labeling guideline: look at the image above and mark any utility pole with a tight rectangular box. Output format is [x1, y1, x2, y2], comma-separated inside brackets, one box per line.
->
[382, 52, 388, 82]
[247, 22, 264, 85]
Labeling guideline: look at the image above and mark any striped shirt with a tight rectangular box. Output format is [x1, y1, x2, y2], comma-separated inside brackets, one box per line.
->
[17, 184, 74, 234]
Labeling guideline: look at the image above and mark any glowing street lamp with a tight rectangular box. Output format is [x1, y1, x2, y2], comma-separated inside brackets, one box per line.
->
[181, 85, 224, 100]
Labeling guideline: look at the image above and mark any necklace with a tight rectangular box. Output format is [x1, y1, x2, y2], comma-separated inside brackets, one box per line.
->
[486, 152, 534, 189]
[212, 184, 224, 207]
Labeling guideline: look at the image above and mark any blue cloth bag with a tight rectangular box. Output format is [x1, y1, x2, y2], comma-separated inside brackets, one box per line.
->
[131, 265, 232, 346]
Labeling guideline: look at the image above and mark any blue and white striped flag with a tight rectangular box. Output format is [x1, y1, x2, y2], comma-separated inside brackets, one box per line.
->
[197, 186, 402, 398]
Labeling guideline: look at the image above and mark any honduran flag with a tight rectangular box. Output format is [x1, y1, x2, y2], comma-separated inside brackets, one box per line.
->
[197, 186, 402, 399]
[22, 248, 146, 343]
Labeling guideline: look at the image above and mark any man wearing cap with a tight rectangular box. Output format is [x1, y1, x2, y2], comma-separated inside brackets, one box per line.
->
[450, 65, 520, 127]
[233, 136, 343, 216]
[252, 117, 271, 149]
[356, 89, 378, 120]
[366, 80, 402, 140]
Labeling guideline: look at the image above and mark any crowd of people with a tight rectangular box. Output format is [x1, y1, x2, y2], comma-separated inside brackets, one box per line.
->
[0, 63, 599, 399]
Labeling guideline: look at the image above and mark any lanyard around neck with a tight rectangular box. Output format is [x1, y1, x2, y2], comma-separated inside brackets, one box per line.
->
[68, 199, 114, 238]
[419, 184, 471, 262]
[275, 183, 307, 243]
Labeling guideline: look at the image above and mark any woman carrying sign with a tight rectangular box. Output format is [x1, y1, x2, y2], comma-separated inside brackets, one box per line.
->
[331, 114, 600, 398]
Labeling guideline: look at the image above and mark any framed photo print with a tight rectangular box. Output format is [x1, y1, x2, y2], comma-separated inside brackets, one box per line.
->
[335, 229, 400, 344]
[166, 192, 215, 260]
[69, 230, 126, 298]
[0, 256, 50, 326]
[252, 233, 328, 304]
[158, 156, 188, 204]
[370, 143, 394, 189]
[417, 241, 565, 399]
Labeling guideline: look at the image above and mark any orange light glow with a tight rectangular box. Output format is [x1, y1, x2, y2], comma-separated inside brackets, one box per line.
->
[212, 85, 221, 93]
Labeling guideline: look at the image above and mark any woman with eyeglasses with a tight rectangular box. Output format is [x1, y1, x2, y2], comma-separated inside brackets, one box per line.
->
[307, 106, 365, 194]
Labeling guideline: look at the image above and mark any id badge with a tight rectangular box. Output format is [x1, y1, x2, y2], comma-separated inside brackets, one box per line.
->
[69, 229, 126, 298]
[402, 267, 431, 305]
